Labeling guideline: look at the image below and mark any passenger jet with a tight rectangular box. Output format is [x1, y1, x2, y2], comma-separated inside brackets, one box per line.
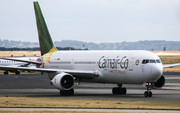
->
[0, 2, 179, 97]
[0, 56, 39, 75]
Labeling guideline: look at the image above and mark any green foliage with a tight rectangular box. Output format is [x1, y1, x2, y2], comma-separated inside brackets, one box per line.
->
[0, 39, 180, 50]
[54, 40, 180, 50]
[0, 46, 87, 51]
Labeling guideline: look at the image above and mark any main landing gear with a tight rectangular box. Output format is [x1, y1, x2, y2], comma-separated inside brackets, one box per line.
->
[60, 88, 74, 96]
[144, 83, 152, 97]
[4, 71, 8, 75]
[3, 71, 20, 75]
[15, 71, 20, 75]
[112, 84, 126, 95]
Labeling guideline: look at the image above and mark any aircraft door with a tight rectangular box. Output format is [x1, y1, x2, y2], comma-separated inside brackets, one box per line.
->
[129, 58, 134, 71]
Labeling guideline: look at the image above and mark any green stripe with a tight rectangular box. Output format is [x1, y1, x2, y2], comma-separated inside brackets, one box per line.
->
[34, 2, 56, 55]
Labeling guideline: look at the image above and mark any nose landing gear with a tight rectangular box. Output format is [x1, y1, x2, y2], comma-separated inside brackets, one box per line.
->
[144, 83, 152, 97]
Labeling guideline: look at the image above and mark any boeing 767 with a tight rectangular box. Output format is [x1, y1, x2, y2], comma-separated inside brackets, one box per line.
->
[0, 2, 179, 97]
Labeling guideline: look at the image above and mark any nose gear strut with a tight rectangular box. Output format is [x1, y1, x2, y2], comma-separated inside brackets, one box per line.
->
[144, 83, 152, 97]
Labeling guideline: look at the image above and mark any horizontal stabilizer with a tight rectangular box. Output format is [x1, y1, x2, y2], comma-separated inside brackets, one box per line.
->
[0, 57, 42, 65]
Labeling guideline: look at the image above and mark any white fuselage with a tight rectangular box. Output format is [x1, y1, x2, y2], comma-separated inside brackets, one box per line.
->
[44, 50, 163, 84]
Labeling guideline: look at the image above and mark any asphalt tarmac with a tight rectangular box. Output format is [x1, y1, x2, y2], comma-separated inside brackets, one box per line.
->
[0, 72, 180, 103]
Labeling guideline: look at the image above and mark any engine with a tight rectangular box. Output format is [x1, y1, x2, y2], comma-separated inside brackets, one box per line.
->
[51, 73, 74, 90]
[151, 75, 165, 89]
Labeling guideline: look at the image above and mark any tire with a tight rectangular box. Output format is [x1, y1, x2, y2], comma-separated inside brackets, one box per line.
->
[144, 91, 148, 97]
[112, 88, 116, 94]
[122, 88, 127, 94]
[16, 71, 20, 75]
[148, 91, 152, 97]
[4, 71, 8, 75]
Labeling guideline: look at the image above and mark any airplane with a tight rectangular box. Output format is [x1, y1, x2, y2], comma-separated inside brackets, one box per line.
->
[0, 56, 39, 75]
[0, 1, 179, 97]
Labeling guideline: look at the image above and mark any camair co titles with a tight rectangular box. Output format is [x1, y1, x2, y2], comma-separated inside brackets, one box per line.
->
[98, 56, 128, 69]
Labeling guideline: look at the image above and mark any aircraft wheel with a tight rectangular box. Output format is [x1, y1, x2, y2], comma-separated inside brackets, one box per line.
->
[112, 87, 127, 95]
[60, 90, 68, 96]
[60, 89, 74, 96]
[144, 91, 148, 97]
[122, 88, 127, 94]
[4, 71, 8, 75]
[69, 88, 74, 95]
[15, 71, 20, 75]
[60, 90, 64, 95]
[144, 91, 152, 97]
[148, 91, 152, 97]
[112, 88, 117, 94]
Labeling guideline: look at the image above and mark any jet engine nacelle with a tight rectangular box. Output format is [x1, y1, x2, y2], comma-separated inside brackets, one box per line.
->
[151, 75, 165, 89]
[51, 73, 74, 90]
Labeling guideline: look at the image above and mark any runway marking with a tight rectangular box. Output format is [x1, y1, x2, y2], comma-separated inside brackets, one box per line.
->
[165, 83, 180, 86]
[166, 77, 180, 79]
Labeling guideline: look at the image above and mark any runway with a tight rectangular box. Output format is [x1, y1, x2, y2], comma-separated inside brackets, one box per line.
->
[0, 72, 180, 103]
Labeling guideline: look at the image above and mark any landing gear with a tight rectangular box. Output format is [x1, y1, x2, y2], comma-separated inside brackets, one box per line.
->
[112, 84, 126, 95]
[144, 83, 152, 97]
[4, 71, 8, 75]
[60, 88, 74, 96]
[15, 71, 20, 75]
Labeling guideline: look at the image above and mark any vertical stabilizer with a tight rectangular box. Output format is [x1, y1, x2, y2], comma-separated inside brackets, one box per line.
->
[34, 2, 57, 55]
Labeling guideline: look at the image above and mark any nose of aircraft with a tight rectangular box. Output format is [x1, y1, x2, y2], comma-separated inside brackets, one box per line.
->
[151, 65, 162, 79]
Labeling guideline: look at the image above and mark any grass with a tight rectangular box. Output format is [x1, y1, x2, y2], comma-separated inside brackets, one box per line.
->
[0, 111, 122, 113]
[0, 51, 41, 57]
[0, 111, 121, 113]
[158, 55, 180, 72]
[159, 55, 180, 64]
[0, 97, 179, 110]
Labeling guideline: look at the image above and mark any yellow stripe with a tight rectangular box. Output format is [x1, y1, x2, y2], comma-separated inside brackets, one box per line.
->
[42, 46, 57, 67]
[47, 46, 57, 53]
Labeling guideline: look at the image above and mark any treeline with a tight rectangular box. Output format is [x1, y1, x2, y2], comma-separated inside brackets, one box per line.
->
[1, 39, 180, 50]
[0, 47, 88, 51]
[54, 40, 180, 51]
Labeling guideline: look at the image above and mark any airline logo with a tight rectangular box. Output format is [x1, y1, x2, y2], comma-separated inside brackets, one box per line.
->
[135, 60, 139, 65]
[98, 56, 128, 69]
[42, 46, 56, 67]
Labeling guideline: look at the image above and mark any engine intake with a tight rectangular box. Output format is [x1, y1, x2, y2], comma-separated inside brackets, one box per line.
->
[151, 75, 165, 89]
[51, 73, 74, 90]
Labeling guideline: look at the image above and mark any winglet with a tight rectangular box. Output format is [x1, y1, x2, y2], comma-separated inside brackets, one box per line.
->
[34, 2, 57, 55]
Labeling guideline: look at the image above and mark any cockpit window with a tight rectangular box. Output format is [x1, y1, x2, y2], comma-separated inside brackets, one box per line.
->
[150, 60, 156, 63]
[156, 59, 161, 63]
[142, 59, 149, 64]
[142, 59, 160, 64]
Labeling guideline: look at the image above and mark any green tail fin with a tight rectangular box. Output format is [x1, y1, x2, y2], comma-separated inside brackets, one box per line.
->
[34, 2, 57, 55]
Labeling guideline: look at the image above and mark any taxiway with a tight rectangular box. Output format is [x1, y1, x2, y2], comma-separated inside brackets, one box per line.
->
[0, 72, 180, 103]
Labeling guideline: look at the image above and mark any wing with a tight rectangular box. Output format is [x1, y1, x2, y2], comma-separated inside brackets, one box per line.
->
[0, 65, 99, 79]
[163, 63, 180, 68]
[0, 57, 41, 65]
